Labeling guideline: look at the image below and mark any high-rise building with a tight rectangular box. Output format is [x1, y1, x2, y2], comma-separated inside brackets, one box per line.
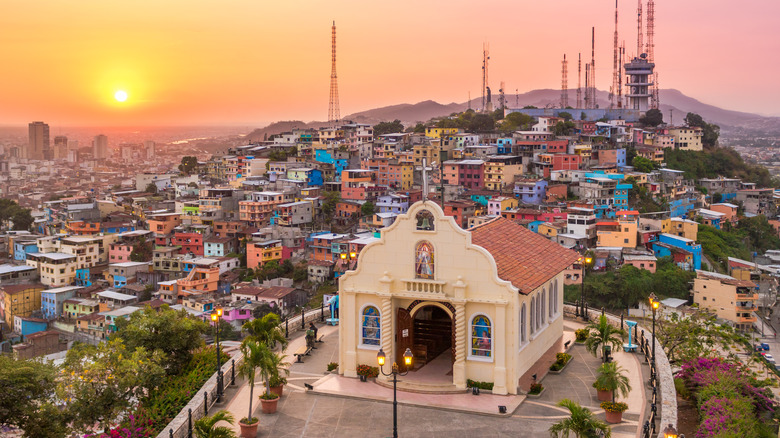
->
[53, 136, 68, 160]
[144, 140, 155, 159]
[93, 134, 108, 160]
[28, 121, 50, 160]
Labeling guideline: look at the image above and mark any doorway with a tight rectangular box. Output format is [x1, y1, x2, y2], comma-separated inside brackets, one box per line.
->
[409, 305, 453, 380]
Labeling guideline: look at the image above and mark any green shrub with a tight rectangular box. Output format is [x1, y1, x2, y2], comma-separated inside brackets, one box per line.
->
[466, 379, 494, 390]
[674, 378, 691, 400]
[529, 383, 543, 395]
[327, 362, 338, 372]
[550, 353, 572, 371]
[575, 329, 589, 342]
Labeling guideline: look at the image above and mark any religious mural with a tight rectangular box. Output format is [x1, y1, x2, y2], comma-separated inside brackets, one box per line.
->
[471, 315, 492, 357]
[361, 305, 380, 346]
[414, 241, 435, 279]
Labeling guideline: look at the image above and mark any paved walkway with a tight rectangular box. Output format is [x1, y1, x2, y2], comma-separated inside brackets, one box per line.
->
[213, 319, 646, 437]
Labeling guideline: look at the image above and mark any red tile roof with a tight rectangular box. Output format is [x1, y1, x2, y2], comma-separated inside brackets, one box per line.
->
[470, 217, 580, 294]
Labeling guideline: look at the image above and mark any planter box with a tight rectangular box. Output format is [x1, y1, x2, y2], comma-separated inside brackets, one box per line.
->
[604, 410, 623, 424]
[526, 387, 545, 398]
[260, 397, 279, 414]
[548, 358, 573, 374]
[597, 389, 613, 402]
[239, 419, 259, 438]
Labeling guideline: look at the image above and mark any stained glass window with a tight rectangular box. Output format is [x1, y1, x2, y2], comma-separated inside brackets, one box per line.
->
[415, 241, 435, 279]
[471, 315, 492, 357]
[361, 306, 380, 346]
[520, 303, 527, 344]
[416, 210, 434, 231]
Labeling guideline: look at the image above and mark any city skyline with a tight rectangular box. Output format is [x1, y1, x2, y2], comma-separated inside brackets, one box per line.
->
[1, 0, 779, 127]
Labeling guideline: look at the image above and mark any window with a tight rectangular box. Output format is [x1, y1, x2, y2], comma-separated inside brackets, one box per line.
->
[541, 290, 546, 324]
[520, 303, 527, 344]
[554, 280, 559, 314]
[361, 305, 381, 347]
[530, 297, 536, 333]
[416, 210, 434, 231]
[549, 285, 554, 318]
[470, 314, 492, 359]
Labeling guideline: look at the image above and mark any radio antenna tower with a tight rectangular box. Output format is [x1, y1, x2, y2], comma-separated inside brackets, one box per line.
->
[516, 89, 519, 107]
[636, 0, 643, 56]
[499, 81, 506, 110]
[646, 0, 659, 108]
[328, 21, 340, 124]
[482, 43, 490, 112]
[584, 62, 590, 109]
[610, 0, 619, 109]
[561, 55, 569, 108]
[577, 54, 582, 109]
[590, 27, 596, 109]
[618, 42, 625, 108]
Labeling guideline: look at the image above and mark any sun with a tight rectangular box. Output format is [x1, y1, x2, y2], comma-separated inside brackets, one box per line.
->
[114, 90, 128, 102]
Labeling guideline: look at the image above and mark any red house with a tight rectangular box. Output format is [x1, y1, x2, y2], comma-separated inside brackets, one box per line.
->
[173, 232, 204, 256]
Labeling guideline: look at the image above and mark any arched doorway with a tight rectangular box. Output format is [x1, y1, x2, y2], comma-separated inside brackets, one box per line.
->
[408, 305, 453, 379]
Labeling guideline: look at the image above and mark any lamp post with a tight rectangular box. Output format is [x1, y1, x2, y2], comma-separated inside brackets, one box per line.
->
[377, 347, 413, 438]
[210, 307, 223, 403]
[580, 256, 593, 321]
[663, 423, 684, 438]
[649, 293, 659, 370]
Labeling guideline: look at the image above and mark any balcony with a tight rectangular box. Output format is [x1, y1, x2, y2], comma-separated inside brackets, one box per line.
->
[737, 315, 757, 323]
[401, 279, 446, 295]
[736, 304, 757, 312]
[736, 292, 759, 300]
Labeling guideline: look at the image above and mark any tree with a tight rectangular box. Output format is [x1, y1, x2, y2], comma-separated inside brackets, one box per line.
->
[242, 313, 288, 350]
[193, 410, 237, 438]
[0, 356, 67, 437]
[216, 319, 241, 341]
[631, 156, 656, 173]
[639, 108, 664, 127]
[321, 191, 340, 222]
[373, 119, 405, 137]
[58, 339, 165, 432]
[553, 121, 576, 136]
[684, 112, 720, 148]
[499, 112, 535, 133]
[0, 198, 34, 231]
[251, 302, 279, 319]
[137, 284, 155, 302]
[412, 123, 426, 133]
[593, 362, 631, 402]
[238, 340, 269, 426]
[549, 399, 612, 438]
[584, 315, 624, 359]
[144, 182, 158, 194]
[179, 156, 199, 175]
[523, 105, 538, 109]
[361, 201, 376, 217]
[129, 238, 153, 262]
[656, 309, 747, 364]
[112, 305, 208, 372]
[558, 111, 573, 121]
[467, 113, 495, 132]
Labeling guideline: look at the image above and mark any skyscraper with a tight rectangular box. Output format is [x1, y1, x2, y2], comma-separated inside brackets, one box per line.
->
[93, 134, 108, 160]
[144, 140, 155, 159]
[28, 121, 50, 160]
[54, 135, 68, 160]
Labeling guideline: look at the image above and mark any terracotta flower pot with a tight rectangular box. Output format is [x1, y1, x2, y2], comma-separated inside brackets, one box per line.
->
[597, 389, 613, 402]
[239, 418, 259, 438]
[269, 384, 284, 398]
[260, 396, 280, 414]
[604, 410, 623, 424]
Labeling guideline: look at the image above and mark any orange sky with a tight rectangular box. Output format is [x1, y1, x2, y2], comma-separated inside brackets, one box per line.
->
[1, 0, 778, 127]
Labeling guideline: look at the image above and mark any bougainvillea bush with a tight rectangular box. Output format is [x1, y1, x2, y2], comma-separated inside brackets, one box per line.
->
[676, 357, 775, 437]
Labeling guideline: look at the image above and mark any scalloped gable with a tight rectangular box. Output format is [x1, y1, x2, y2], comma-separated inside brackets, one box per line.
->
[470, 217, 581, 294]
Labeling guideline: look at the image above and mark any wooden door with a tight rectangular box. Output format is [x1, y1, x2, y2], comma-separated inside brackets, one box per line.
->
[451, 314, 456, 364]
[396, 307, 413, 372]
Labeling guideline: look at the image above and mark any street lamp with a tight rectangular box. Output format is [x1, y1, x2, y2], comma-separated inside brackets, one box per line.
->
[649, 293, 660, 369]
[580, 256, 593, 321]
[211, 307, 224, 402]
[377, 347, 413, 438]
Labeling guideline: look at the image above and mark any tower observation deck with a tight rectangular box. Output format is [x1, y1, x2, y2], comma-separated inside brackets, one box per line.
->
[624, 53, 654, 112]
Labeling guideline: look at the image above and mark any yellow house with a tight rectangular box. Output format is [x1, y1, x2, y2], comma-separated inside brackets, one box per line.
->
[338, 201, 579, 395]
[662, 218, 698, 241]
[692, 270, 757, 331]
[596, 211, 638, 248]
[484, 157, 523, 191]
[425, 126, 459, 139]
[669, 127, 703, 151]
[538, 222, 565, 239]
[26, 253, 78, 286]
[1, 283, 46, 328]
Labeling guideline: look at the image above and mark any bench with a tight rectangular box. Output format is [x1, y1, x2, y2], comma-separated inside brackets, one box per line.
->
[294, 345, 312, 363]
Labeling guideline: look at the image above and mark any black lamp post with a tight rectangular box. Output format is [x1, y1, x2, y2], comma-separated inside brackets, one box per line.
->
[377, 347, 413, 438]
[580, 256, 593, 321]
[649, 293, 659, 370]
[210, 307, 224, 402]
[663, 423, 684, 438]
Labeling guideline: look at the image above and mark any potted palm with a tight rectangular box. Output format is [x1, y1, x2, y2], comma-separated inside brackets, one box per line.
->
[242, 313, 288, 350]
[258, 350, 288, 414]
[194, 410, 238, 438]
[593, 362, 631, 423]
[601, 401, 629, 424]
[238, 339, 270, 438]
[549, 399, 612, 438]
[585, 315, 624, 359]
[267, 352, 291, 398]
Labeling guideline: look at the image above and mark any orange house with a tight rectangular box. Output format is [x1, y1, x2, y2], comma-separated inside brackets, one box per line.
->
[177, 266, 220, 294]
[147, 213, 182, 237]
[247, 240, 283, 270]
[66, 221, 101, 235]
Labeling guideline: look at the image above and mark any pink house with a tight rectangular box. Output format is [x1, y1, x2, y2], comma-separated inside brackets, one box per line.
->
[221, 304, 254, 325]
[622, 254, 657, 273]
[109, 242, 133, 263]
[710, 203, 738, 225]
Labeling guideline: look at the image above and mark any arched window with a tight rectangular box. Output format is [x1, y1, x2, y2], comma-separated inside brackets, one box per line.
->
[416, 209, 434, 231]
[536, 294, 542, 330]
[470, 314, 492, 358]
[530, 297, 536, 333]
[541, 290, 546, 325]
[553, 280, 559, 315]
[520, 303, 527, 344]
[415, 241, 435, 280]
[361, 305, 381, 347]
[549, 284, 554, 318]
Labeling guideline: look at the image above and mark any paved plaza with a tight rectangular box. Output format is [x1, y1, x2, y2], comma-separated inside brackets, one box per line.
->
[216, 319, 649, 437]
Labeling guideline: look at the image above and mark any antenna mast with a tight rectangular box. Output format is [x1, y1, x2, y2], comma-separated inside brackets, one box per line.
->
[618, 42, 625, 108]
[584, 62, 590, 109]
[499, 81, 506, 110]
[590, 27, 596, 109]
[610, 0, 619, 109]
[577, 53, 582, 109]
[646, 0, 659, 108]
[561, 55, 569, 108]
[328, 21, 340, 124]
[636, 0, 643, 57]
[482, 43, 490, 112]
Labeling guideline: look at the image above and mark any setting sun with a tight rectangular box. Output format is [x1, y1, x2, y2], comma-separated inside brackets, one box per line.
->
[114, 90, 128, 102]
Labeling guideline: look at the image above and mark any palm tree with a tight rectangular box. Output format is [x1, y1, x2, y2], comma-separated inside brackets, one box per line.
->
[266, 350, 291, 392]
[239, 339, 272, 424]
[193, 410, 237, 438]
[584, 315, 624, 359]
[242, 313, 288, 350]
[593, 362, 631, 402]
[549, 399, 612, 438]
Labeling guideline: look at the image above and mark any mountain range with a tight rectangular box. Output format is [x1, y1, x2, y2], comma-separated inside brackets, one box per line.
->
[247, 89, 780, 141]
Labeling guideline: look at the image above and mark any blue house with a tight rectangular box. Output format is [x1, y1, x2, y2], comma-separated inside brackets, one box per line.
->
[103, 223, 135, 234]
[376, 194, 410, 214]
[41, 286, 82, 319]
[315, 149, 349, 181]
[13, 240, 38, 262]
[469, 192, 495, 207]
[14, 317, 48, 337]
[75, 268, 93, 286]
[513, 179, 548, 205]
[527, 220, 545, 233]
[669, 197, 697, 218]
[652, 233, 701, 270]
[496, 138, 514, 155]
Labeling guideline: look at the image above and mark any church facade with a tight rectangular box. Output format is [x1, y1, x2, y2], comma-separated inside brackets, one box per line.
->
[338, 201, 579, 395]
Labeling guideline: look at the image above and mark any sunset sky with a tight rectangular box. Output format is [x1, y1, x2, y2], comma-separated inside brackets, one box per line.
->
[1, 0, 778, 127]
